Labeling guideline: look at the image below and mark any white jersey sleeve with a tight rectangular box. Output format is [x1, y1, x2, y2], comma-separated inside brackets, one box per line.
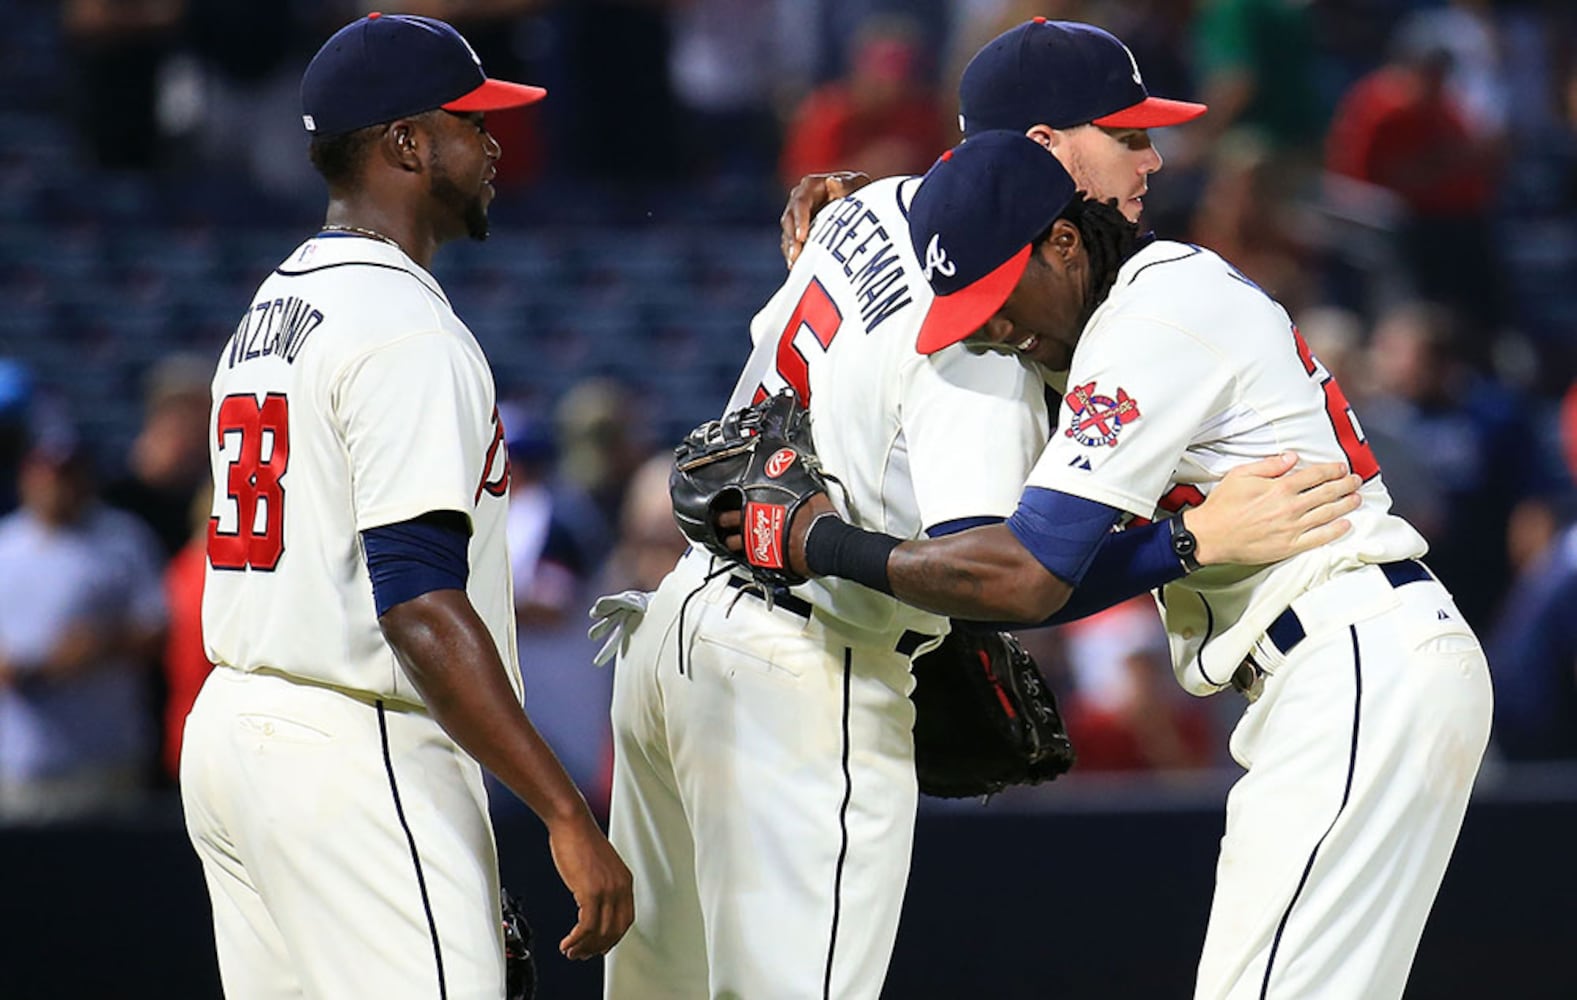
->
[335, 331, 496, 532]
[1027, 316, 1234, 517]
[904, 345, 1050, 529]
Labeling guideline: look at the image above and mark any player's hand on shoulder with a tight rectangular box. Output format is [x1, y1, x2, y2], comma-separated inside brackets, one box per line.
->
[1188, 453, 1362, 567]
[546, 810, 634, 960]
[780, 170, 872, 268]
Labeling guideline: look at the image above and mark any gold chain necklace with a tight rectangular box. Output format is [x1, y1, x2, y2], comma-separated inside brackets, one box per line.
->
[319, 224, 402, 250]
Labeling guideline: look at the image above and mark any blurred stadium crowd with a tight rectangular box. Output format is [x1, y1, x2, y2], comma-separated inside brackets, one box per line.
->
[1, 0, 1576, 825]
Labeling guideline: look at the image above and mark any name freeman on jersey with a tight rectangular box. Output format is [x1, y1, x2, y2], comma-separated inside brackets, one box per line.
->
[227, 296, 326, 369]
[806, 196, 914, 334]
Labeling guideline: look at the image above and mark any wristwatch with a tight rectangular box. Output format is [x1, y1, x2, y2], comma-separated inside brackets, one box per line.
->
[1170, 514, 1201, 573]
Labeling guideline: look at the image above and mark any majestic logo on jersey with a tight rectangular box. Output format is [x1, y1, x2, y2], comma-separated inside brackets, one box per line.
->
[475, 406, 510, 502]
[923, 234, 956, 281]
[1064, 381, 1141, 448]
[765, 448, 797, 478]
[745, 502, 788, 570]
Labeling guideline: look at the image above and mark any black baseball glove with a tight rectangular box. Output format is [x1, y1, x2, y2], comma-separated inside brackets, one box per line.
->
[669, 388, 831, 589]
[501, 887, 536, 1000]
[910, 624, 1077, 799]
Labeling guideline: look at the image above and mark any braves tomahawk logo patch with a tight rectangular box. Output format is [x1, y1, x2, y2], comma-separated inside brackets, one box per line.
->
[1064, 382, 1141, 448]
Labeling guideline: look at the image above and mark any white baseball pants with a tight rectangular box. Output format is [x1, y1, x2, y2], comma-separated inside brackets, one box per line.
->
[1195, 566, 1493, 999]
[182, 668, 508, 1000]
[604, 563, 921, 1000]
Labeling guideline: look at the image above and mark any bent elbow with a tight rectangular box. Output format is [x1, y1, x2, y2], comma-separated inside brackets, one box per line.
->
[1020, 569, 1073, 623]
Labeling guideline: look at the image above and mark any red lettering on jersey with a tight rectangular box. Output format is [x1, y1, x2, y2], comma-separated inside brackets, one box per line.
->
[1129, 484, 1206, 528]
[208, 393, 290, 571]
[1064, 382, 1142, 448]
[1158, 484, 1207, 513]
[745, 501, 787, 570]
[765, 448, 797, 478]
[1291, 325, 1380, 481]
[476, 406, 510, 502]
[759, 278, 843, 405]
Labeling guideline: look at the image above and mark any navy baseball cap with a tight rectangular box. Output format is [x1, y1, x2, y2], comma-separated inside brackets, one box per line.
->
[910, 131, 1078, 355]
[301, 12, 546, 137]
[959, 19, 1206, 135]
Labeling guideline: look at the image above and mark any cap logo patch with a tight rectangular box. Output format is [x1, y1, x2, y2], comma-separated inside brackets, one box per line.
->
[1064, 381, 1142, 447]
[923, 234, 956, 281]
[302, 114, 316, 132]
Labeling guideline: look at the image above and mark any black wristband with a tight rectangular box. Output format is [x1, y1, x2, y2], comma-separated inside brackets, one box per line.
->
[803, 514, 899, 595]
[1170, 512, 1201, 574]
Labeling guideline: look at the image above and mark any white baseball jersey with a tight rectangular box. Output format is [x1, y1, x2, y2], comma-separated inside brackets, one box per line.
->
[201, 233, 520, 705]
[1023, 240, 1428, 694]
[729, 175, 1053, 638]
[1022, 240, 1491, 1000]
[185, 232, 517, 999]
[606, 177, 1054, 1000]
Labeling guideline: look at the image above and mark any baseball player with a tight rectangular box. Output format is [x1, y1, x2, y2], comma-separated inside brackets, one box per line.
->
[780, 18, 1205, 266]
[603, 136, 1359, 1000]
[775, 131, 1494, 1000]
[179, 14, 631, 998]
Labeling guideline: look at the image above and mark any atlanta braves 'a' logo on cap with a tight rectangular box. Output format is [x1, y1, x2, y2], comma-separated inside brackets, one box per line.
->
[1064, 381, 1141, 448]
[923, 234, 957, 281]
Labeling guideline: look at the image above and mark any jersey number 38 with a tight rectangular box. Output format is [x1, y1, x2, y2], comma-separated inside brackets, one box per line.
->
[208, 393, 289, 571]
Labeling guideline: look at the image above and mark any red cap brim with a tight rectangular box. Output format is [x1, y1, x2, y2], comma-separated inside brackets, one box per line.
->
[1092, 96, 1207, 129]
[443, 78, 547, 112]
[915, 245, 1033, 355]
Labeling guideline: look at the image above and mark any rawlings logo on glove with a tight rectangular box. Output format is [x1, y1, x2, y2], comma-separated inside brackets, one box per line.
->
[746, 502, 788, 570]
[669, 389, 830, 589]
[765, 448, 798, 477]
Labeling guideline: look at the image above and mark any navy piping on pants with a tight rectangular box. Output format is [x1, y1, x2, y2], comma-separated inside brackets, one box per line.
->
[1258, 625, 1364, 998]
[822, 647, 854, 1000]
[379, 700, 448, 999]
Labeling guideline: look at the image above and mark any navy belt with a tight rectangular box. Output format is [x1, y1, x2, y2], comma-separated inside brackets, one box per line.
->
[724, 574, 934, 656]
[1234, 560, 1433, 695]
[1265, 560, 1432, 656]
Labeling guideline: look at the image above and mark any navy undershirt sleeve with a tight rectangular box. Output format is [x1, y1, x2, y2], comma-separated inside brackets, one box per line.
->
[1005, 487, 1122, 586]
[925, 515, 1003, 538]
[1005, 487, 1189, 627]
[1045, 518, 1186, 624]
[929, 491, 1189, 628]
[362, 511, 471, 617]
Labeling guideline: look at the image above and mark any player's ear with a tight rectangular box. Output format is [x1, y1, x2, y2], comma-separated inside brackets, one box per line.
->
[1047, 219, 1081, 264]
[383, 120, 424, 172]
[1024, 125, 1058, 152]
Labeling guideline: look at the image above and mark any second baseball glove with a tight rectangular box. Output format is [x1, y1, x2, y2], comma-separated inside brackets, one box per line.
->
[502, 887, 536, 1000]
[910, 624, 1077, 799]
[669, 388, 830, 589]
